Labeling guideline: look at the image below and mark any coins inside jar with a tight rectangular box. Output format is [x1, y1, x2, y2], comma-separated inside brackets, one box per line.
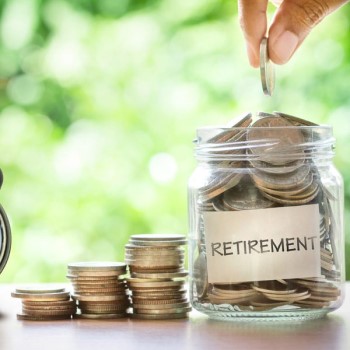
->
[193, 112, 341, 313]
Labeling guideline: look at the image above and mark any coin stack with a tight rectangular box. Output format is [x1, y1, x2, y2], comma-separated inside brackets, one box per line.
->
[11, 286, 76, 321]
[193, 112, 341, 311]
[67, 262, 129, 319]
[125, 234, 191, 319]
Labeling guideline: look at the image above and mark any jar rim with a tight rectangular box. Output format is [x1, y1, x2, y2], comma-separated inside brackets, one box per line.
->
[194, 125, 335, 163]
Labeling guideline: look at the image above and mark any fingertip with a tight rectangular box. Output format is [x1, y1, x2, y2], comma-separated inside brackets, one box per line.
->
[247, 43, 260, 68]
[268, 30, 299, 65]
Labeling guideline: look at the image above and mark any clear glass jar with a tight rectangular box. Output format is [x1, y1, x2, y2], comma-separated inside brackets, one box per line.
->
[188, 113, 345, 321]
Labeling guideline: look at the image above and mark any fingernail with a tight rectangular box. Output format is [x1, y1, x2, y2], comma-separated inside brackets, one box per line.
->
[270, 30, 299, 64]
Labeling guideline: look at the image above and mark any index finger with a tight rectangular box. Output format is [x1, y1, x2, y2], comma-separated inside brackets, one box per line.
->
[238, 0, 269, 67]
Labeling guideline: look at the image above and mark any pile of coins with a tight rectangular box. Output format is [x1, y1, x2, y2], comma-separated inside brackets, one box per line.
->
[67, 262, 129, 319]
[125, 234, 191, 319]
[193, 112, 341, 312]
[11, 286, 76, 321]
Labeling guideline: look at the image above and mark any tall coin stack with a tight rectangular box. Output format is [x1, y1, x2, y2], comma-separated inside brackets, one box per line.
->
[125, 234, 191, 320]
[12, 286, 76, 321]
[67, 262, 129, 319]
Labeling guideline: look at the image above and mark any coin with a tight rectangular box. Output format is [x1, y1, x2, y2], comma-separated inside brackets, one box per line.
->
[133, 302, 190, 310]
[131, 271, 188, 279]
[193, 252, 208, 299]
[130, 234, 186, 242]
[128, 240, 187, 247]
[192, 112, 341, 313]
[223, 178, 275, 210]
[17, 313, 72, 321]
[72, 294, 128, 302]
[127, 280, 185, 289]
[199, 173, 242, 202]
[133, 306, 192, 315]
[68, 262, 127, 271]
[260, 37, 275, 96]
[251, 165, 311, 190]
[248, 116, 305, 164]
[12, 291, 70, 301]
[274, 112, 318, 126]
[15, 286, 66, 294]
[74, 312, 127, 319]
[132, 297, 188, 305]
[130, 312, 189, 320]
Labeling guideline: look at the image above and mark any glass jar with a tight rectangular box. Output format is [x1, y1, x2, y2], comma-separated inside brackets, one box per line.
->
[188, 113, 345, 321]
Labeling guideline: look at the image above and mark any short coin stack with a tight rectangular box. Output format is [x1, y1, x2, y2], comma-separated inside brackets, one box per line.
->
[11, 286, 76, 321]
[67, 262, 129, 319]
[125, 234, 191, 319]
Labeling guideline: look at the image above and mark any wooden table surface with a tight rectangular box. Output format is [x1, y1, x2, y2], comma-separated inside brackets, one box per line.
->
[0, 283, 349, 350]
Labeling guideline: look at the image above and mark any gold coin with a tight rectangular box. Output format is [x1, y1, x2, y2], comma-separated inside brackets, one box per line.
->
[72, 294, 128, 302]
[132, 302, 190, 310]
[22, 303, 76, 312]
[78, 300, 129, 306]
[133, 306, 192, 315]
[74, 312, 127, 319]
[67, 262, 127, 271]
[17, 313, 72, 321]
[132, 297, 188, 305]
[127, 280, 184, 289]
[15, 286, 66, 294]
[129, 267, 184, 273]
[12, 291, 70, 301]
[131, 290, 186, 298]
[127, 277, 171, 283]
[125, 244, 183, 251]
[125, 246, 183, 254]
[80, 305, 128, 314]
[21, 307, 75, 316]
[22, 300, 76, 308]
[131, 271, 188, 279]
[130, 312, 189, 320]
[66, 275, 122, 282]
[67, 270, 124, 277]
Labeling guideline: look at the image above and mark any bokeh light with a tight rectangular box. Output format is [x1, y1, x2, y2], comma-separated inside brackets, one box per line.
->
[0, 0, 349, 282]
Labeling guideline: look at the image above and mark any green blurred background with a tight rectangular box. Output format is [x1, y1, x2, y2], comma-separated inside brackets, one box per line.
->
[0, 0, 349, 282]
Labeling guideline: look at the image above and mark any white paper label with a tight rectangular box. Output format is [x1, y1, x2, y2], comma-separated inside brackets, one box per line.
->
[203, 204, 321, 283]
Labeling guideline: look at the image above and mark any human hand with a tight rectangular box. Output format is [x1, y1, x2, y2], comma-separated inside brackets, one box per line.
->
[238, 0, 349, 67]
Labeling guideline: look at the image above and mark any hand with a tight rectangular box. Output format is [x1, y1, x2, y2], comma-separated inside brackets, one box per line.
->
[238, 0, 349, 67]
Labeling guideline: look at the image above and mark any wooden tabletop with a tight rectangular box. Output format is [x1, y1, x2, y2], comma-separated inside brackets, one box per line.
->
[1, 283, 349, 350]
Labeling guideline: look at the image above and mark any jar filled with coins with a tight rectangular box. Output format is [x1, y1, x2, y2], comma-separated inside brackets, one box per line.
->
[188, 112, 345, 320]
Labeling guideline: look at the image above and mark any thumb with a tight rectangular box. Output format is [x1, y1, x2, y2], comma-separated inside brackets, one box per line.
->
[268, 0, 348, 65]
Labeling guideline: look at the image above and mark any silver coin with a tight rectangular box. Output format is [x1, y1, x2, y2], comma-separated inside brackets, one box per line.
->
[223, 178, 274, 211]
[193, 252, 208, 299]
[274, 112, 318, 126]
[260, 37, 275, 96]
